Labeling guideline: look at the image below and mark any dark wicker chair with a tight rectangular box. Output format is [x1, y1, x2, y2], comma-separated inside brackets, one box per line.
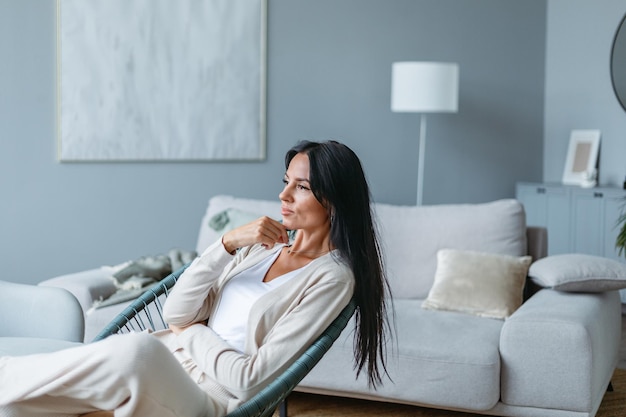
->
[93, 264, 356, 417]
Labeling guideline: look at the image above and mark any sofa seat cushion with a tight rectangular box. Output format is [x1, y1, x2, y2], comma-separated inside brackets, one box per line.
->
[299, 299, 503, 411]
[83, 302, 136, 342]
[0, 337, 82, 356]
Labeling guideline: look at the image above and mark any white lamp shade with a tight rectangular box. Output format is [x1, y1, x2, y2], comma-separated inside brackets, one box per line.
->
[391, 62, 459, 113]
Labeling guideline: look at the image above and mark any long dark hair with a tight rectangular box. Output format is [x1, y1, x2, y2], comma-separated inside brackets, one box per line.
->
[285, 140, 391, 388]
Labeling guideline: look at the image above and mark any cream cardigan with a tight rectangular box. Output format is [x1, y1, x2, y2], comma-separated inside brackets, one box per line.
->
[161, 239, 354, 412]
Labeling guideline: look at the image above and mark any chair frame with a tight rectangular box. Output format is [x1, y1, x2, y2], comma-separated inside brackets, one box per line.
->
[93, 264, 356, 417]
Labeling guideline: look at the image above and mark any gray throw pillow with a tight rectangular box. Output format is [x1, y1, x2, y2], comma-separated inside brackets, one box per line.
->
[529, 253, 626, 292]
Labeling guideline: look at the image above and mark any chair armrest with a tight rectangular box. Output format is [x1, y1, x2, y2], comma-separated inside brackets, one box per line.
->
[0, 281, 85, 342]
[39, 268, 118, 312]
[500, 289, 621, 412]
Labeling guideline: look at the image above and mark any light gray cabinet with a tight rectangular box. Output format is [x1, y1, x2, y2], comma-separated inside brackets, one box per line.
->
[570, 189, 606, 256]
[516, 182, 626, 258]
[515, 183, 571, 255]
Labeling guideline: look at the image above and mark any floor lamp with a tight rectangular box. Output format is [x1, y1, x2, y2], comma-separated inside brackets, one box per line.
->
[391, 62, 459, 205]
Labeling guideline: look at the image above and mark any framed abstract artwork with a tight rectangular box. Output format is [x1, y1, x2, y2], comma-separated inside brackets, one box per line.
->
[562, 129, 601, 186]
[57, 0, 266, 161]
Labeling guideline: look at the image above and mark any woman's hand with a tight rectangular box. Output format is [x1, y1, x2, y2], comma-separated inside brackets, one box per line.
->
[222, 216, 289, 254]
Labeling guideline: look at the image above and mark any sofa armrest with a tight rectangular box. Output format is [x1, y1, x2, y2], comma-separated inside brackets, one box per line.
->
[500, 289, 621, 413]
[39, 268, 118, 312]
[526, 226, 547, 261]
[0, 281, 84, 342]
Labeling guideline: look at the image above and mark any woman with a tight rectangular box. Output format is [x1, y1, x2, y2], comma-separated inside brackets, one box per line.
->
[0, 140, 391, 417]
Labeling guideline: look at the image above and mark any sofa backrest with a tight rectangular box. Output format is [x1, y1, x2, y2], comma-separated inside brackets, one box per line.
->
[374, 199, 527, 299]
[196, 196, 528, 300]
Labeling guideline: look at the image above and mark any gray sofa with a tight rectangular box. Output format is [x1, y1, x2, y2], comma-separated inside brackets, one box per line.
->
[39, 195, 623, 417]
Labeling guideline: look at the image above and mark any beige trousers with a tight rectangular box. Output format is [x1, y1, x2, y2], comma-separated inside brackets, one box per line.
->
[0, 332, 226, 417]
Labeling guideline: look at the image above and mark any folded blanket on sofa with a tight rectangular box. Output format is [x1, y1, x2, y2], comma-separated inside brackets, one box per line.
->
[88, 248, 197, 312]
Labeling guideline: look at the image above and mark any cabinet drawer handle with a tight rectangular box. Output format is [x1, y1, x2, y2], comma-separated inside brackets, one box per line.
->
[594, 192, 604, 198]
[536, 187, 546, 194]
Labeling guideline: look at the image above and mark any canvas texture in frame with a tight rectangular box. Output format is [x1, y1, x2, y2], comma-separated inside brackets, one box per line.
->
[562, 129, 601, 186]
[57, 0, 266, 162]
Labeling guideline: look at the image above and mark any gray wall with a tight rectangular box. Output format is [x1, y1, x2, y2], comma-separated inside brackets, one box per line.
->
[544, 0, 626, 186]
[1, 0, 546, 284]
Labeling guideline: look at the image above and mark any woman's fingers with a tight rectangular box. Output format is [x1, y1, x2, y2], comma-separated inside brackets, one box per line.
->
[222, 216, 288, 253]
[254, 216, 289, 248]
[260, 217, 289, 245]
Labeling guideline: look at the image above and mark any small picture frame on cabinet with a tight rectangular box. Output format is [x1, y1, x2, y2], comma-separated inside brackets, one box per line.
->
[562, 130, 601, 187]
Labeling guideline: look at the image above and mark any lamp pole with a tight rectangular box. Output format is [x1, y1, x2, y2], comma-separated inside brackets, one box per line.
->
[417, 113, 427, 206]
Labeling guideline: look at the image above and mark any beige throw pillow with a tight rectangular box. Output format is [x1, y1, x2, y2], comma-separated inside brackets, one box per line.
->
[422, 249, 532, 319]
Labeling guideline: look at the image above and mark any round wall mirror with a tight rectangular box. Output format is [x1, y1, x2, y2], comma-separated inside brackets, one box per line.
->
[611, 14, 626, 111]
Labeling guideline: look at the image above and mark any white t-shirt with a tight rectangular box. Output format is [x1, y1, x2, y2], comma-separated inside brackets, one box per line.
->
[211, 250, 306, 352]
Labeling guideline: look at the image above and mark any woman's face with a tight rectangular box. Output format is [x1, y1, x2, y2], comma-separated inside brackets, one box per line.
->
[279, 153, 330, 233]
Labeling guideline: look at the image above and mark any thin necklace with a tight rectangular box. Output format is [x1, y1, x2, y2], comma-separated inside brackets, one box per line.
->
[286, 244, 330, 256]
